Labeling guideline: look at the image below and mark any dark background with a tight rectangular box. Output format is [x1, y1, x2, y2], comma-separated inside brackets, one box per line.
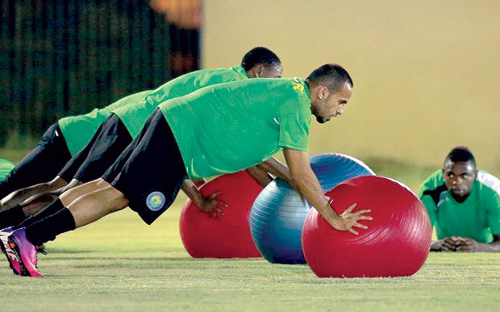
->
[0, 0, 199, 146]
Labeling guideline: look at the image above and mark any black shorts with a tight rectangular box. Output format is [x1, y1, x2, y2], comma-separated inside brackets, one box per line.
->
[0, 122, 72, 198]
[102, 109, 187, 225]
[58, 114, 132, 183]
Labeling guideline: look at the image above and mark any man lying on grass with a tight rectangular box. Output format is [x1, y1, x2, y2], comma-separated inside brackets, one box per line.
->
[418, 146, 500, 252]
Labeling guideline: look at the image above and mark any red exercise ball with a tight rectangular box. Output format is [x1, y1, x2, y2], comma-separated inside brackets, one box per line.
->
[179, 170, 263, 258]
[302, 176, 432, 278]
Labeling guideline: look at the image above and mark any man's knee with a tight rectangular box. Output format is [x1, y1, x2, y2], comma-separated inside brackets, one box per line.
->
[95, 177, 112, 189]
[101, 184, 129, 214]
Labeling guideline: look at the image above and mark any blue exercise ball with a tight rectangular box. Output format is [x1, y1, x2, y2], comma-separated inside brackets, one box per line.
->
[249, 153, 374, 264]
[310, 153, 375, 192]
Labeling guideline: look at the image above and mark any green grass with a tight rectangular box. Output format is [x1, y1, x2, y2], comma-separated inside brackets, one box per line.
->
[1, 203, 500, 312]
[2, 145, 500, 311]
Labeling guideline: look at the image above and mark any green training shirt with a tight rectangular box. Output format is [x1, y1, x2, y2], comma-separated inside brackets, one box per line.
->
[112, 65, 249, 138]
[57, 90, 152, 156]
[159, 77, 311, 178]
[418, 169, 500, 243]
[0, 158, 15, 182]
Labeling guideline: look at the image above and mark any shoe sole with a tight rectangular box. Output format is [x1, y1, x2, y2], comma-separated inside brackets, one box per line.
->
[8, 236, 43, 278]
[0, 236, 27, 276]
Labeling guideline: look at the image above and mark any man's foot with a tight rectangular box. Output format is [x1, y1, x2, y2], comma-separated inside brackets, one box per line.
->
[8, 228, 43, 278]
[0, 227, 28, 276]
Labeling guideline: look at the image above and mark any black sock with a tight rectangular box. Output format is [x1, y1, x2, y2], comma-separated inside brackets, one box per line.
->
[0, 205, 26, 229]
[25, 208, 76, 246]
[17, 198, 64, 228]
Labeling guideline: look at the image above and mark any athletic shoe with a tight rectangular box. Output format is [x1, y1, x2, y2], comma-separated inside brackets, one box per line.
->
[8, 228, 43, 278]
[38, 243, 47, 254]
[0, 227, 27, 276]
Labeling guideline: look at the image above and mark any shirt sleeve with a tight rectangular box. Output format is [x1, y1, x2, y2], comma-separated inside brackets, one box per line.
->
[277, 98, 310, 152]
[417, 172, 441, 228]
[420, 195, 438, 228]
[485, 189, 500, 235]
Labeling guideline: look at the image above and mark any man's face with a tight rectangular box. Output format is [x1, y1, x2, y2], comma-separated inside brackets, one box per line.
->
[443, 160, 477, 200]
[311, 82, 352, 123]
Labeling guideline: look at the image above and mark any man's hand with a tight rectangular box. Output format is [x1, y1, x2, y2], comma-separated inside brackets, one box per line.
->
[326, 202, 372, 235]
[198, 192, 228, 219]
[431, 236, 476, 251]
[181, 179, 227, 219]
[431, 236, 459, 251]
[431, 235, 500, 252]
[454, 237, 481, 252]
[283, 148, 371, 235]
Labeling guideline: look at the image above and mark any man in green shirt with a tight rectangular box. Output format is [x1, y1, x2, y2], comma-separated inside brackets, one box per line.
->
[0, 159, 15, 183]
[418, 146, 500, 252]
[0, 47, 283, 218]
[0, 91, 150, 200]
[2, 64, 371, 277]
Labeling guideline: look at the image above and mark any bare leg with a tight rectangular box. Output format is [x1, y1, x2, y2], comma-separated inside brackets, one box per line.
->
[15, 179, 85, 218]
[1, 176, 68, 211]
[12, 178, 106, 221]
[66, 180, 129, 227]
[55, 178, 83, 194]
[59, 178, 108, 207]
[21, 193, 60, 217]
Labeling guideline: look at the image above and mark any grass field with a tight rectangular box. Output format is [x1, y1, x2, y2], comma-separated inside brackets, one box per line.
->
[1, 204, 500, 312]
[1, 149, 500, 311]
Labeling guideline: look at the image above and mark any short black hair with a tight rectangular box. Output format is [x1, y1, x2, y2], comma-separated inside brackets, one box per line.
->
[241, 47, 281, 71]
[305, 64, 353, 93]
[445, 146, 476, 168]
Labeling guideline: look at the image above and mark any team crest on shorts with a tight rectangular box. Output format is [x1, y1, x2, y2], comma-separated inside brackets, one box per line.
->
[146, 191, 166, 211]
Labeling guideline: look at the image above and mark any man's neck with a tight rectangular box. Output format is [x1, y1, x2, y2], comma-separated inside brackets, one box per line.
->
[451, 193, 470, 203]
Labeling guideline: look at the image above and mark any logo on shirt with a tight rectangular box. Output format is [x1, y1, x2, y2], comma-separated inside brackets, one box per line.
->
[146, 191, 166, 211]
[291, 77, 305, 94]
[437, 197, 449, 208]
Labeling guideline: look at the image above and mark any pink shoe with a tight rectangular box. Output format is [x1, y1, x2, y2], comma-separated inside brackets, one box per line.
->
[0, 227, 27, 276]
[8, 228, 43, 278]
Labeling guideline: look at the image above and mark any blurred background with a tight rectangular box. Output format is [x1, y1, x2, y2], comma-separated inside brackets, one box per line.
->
[2, 0, 500, 190]
[0, 0, 199, 148]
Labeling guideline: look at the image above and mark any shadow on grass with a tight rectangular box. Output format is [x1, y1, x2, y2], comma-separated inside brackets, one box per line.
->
[45, 248, 95, 254]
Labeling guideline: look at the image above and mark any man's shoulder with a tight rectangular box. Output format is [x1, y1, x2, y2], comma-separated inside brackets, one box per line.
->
[162, 66, 239, 85]
[418, 169, 446, 202]
[208, 77, 295, 93]
[476, 171, 500, 196]
[420, 169, 444, 188]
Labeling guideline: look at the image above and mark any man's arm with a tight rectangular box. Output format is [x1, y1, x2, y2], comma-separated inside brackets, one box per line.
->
[190, 178, 207, 187]
[430, 237, 460, 251]
[257, 157, 291, 182]
[431, 235, 500, 252]
[246, 157, 292, 188]
[455, 235, 500, 252]
[282, 148, 371, 235]
[181, 179, 227, 217]
[245, 166, 273, 187]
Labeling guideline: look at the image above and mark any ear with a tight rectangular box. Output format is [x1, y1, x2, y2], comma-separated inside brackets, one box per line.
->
[247, 65, 264, 78]
[253, 64, 264, 78]
[317, 86, 330, 100]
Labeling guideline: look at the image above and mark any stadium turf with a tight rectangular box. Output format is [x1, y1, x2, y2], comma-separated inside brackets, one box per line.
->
[1, 198, 499, 312]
